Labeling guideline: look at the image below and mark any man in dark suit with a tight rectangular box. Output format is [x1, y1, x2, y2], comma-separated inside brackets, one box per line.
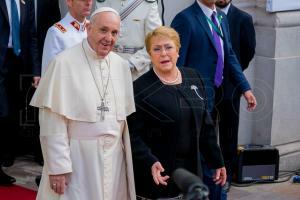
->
[171, 0, 256, 199]
[0, 0, 40, 185]
[216, 0, 256, 191]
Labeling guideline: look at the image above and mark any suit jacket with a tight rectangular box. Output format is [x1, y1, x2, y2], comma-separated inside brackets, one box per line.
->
[171, 1, 251, 109]
[0, 0, 39, 75]
[36, 0, 61, 63]
[227, 4, 255, 71]
[127, 67, 224, 198]
[223, 4, 256, 99]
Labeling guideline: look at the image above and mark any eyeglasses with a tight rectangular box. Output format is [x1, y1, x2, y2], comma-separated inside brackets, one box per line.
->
[151, 45, 176, 54]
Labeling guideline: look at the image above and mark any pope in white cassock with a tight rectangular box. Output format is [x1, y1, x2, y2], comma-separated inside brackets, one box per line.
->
[30, 7, 136, 200]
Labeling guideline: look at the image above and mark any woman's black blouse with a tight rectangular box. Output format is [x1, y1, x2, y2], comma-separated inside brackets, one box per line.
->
[127, 68, 224, 199]
[164, 84, 193, 160]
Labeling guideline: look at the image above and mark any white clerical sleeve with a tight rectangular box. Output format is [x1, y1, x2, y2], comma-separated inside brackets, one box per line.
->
[42, 28, 64, 76]
[39, 108, 72, 175]
[129, 2, 162, 72]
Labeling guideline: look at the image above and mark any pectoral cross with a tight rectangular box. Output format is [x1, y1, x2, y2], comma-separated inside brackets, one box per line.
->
[97, 100, 109, 120]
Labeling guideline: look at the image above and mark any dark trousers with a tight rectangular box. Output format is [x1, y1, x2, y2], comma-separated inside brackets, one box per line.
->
[0, 49, 40, 163]
[202, 86, 240, 200]
[202, 160, 223, 200]
[212, 85, 240, 180]
[202, 86, 230, 200]
[201, 86, 224, 200]
[0, 49, 23, 162]
[218, 97, 240, 180]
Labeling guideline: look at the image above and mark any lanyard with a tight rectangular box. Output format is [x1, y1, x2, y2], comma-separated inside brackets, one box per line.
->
[205, 15, 223, 39]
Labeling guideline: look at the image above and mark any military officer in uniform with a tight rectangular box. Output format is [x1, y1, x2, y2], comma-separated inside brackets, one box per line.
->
[95, 0, 162, 80]
[42, 0, 93, 75]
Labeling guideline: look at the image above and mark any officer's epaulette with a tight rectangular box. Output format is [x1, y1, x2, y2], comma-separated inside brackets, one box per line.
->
[54, 23, 67, 33]
[71, 21, 80, 31]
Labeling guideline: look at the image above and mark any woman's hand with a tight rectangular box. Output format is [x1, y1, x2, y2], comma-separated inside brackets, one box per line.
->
[49, 173, 70, 194]
[151, 161, 170, 186]
[213, 167, 227, 186]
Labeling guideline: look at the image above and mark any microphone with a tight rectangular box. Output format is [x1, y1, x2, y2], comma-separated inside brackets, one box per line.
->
[172, 168, 209, 200]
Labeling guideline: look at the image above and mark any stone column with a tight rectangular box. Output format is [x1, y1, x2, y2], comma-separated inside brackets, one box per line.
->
[251, 0, 300, 170]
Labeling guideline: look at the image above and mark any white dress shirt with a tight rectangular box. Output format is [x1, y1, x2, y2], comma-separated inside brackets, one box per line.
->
[5, 0, 20, 48]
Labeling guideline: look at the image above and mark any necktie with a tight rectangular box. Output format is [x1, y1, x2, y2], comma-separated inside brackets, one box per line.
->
[11, 0, 21, 56]
[211, 12, 223, 87]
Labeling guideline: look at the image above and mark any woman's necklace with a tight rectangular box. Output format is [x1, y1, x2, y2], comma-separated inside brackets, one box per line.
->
[153, 67, 180, 85]
[82, 42, 111, 120]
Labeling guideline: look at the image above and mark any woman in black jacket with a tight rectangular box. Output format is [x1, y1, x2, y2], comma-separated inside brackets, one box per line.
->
[128, 26, 226, 200]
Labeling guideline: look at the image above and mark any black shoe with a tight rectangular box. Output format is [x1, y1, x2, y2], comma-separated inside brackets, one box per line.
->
[222, 181, 231, 193]
[35, 175, 41, 186]
[0, 169, 16, 185]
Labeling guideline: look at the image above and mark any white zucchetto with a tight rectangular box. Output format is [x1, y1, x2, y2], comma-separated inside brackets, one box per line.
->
[91, 7, 120, 20]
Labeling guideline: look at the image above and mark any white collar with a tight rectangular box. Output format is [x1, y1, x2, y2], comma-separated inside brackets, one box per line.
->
[197, 0, 217, 18]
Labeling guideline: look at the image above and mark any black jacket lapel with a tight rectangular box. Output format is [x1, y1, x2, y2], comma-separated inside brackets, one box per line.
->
[0, 0, 9, 23]
[191, 2, 217, 52]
